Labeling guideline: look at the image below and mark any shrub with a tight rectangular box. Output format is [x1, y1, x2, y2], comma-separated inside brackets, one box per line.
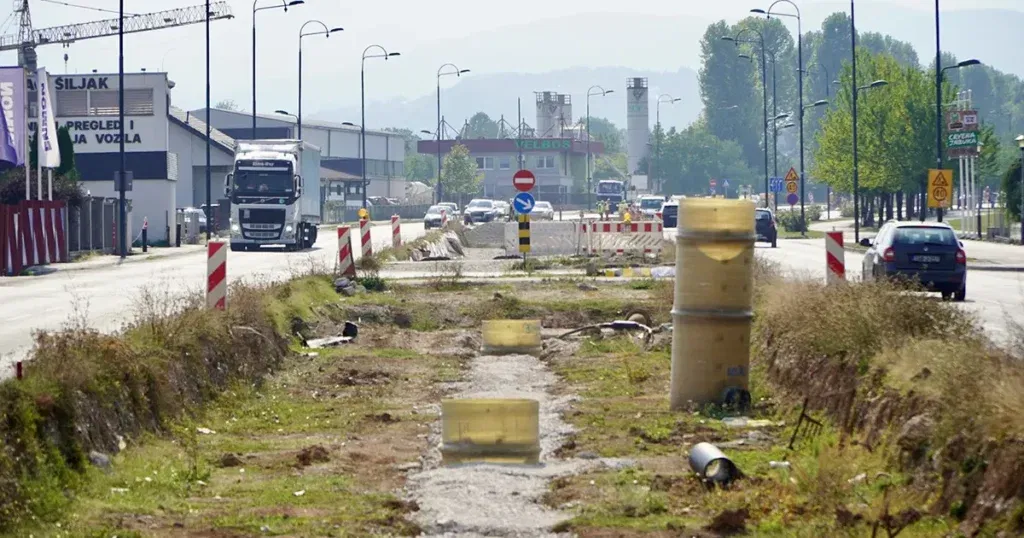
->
[775, 210, 811, 232]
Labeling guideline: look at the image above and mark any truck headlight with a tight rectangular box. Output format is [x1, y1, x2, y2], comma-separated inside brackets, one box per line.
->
[285, 225, 294, 233]
[231, 224, 240, 232]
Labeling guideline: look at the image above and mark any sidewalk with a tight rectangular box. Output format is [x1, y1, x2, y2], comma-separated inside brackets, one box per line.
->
[810, 218, 1024, 272]
[2, 244, 207, 282]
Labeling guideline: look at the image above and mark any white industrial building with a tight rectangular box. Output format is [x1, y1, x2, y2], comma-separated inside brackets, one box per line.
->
[189, 108, 407, 202]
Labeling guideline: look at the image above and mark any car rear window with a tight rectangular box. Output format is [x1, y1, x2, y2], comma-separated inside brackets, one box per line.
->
[893, 227, 958, 246]
[640, 198, 662, 208]
[755, 211, 772, 220]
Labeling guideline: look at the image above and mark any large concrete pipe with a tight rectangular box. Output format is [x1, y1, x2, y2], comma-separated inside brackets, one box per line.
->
[670, 198, 755, 409]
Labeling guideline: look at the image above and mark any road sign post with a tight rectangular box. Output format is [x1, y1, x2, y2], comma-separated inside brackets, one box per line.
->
[513, 169, 536, 192]
[928, 169, 953, 209]
[518, 214, 531, 255]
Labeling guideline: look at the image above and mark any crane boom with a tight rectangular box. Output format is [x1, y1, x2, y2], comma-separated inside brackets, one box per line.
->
[0, 2, 234, 53]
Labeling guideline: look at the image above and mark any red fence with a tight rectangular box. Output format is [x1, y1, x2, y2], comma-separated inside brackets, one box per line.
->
[1, 201, 68, 276]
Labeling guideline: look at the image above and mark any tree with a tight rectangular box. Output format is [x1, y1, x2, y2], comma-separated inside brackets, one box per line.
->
[1002, 156, 1022, 222]
[465, 112, 498, 139]
[645, 122, 756, 195]
[699, 20, 763, 169]
[583, 116, 624, 154]
[405, 153, 434, 183]
[441, 144, 481, 198]
[215, 99, 240, 111]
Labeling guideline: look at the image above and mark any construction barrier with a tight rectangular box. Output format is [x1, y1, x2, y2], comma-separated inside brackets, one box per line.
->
[391, 215, 401, 248]
[1, 200, 69, 276]
[359, 218, 372, 258]
[440, 209, 448, 229]
[581, 221, 664, 256]
[206, 241, 227, 310]
[826, 231, 845, 284]
[337, 226, 355, 277]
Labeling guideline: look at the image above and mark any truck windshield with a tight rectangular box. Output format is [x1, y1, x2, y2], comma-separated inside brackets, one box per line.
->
[640, 198, 662, 209]
[598, 182, 622, 194]
[233, 161, 294, 198]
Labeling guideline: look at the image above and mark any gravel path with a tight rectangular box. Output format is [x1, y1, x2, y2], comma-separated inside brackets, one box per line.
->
[405, 350, 630, 537]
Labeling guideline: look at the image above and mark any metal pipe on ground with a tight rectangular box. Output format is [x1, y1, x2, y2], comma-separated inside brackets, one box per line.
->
[670, 198, 755, 409]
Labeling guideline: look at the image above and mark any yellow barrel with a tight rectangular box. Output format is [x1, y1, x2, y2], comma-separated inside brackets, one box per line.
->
[481, 320, 542, 355]
[670, 198, 755, 408]
[440, 399, 541, 465]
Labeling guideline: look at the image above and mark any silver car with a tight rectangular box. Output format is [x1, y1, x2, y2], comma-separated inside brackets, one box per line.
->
[532, 201, 554, 220]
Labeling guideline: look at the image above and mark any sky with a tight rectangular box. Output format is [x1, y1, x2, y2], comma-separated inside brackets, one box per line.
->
[1, 0, 1020, 125]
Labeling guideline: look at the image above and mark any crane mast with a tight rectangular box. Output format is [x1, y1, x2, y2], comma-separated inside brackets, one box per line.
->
[2, 0, 234, 71]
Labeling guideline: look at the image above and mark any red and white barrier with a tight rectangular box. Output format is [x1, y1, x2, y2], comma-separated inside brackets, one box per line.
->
[580, 220, 664, 256]
[337, 226, 355, 277]
[826, 231, 845, 284]
[2, 201, 67, 276]
[207, 241, 227, 310]
[440, 209, 448, 228]
[359, 218, 372, 258]
[391, 215, 401, 248]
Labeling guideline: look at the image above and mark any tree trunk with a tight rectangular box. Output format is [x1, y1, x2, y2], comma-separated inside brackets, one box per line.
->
[896, 191, 904, 221]
[877, 195, 885, 226]
[863, 194, 875, 228]
[906, 192, 915, 220]
[886, 193, 894, 221]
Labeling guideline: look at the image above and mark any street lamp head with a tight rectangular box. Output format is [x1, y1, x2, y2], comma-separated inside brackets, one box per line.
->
[342, 122, 356, 127]
[812, 99, 828, 107]
[774, 112, 790, 120]
[1016, 134, 1024, 149]
[459, 69, 470, 74]
[721, 36, 736, 42]
[388, 52, 401, 58]
[959, 59, 981, 68]
[780, 122, 796, 129]
[751, 8, 767, 15]
[870, 79, 889, 88]
[604, 89, 614, 95]
[286, 0, 304, 7]
[329, 27, 344, 34]
[672, 98, 681, 103]
[274, 109, 293, 116]
[421, 130, 433, 135]
[738, 54, 752, 60]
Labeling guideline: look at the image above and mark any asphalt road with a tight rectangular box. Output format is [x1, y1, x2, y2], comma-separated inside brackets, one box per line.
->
[757, 239, 1024, 346]
[0, 222, 426, 375]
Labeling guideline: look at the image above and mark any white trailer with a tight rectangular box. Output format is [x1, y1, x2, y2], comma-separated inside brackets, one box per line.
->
[226, 140, 322, 251]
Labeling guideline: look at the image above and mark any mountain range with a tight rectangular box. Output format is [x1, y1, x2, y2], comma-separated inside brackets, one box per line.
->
[310, 7, 1023, 132]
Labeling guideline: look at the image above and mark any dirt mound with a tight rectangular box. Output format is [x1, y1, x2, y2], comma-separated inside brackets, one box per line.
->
[296, 445, 331, 467]
[703, 507, 748, 535]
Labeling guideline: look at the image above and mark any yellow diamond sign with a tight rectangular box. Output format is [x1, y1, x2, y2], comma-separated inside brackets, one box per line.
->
[928, 169, 952, 209]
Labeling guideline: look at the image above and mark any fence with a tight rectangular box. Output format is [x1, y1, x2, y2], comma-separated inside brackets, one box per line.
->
[1, 200, 70, 276]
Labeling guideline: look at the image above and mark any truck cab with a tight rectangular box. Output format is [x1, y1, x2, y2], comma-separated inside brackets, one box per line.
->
[226, 140, 322, 251]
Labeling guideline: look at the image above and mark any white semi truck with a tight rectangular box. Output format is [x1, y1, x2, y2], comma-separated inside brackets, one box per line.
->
[225, 140, 322, 252]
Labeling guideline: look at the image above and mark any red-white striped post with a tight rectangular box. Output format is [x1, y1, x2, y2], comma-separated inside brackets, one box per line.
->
[440, 209, 448, 229]
[826, 231, 845, 284]
[391, 215, 401, 249]
[206, 241, 228, 310]
[359, 218, 372, 258]
[337, 226, 356, 277]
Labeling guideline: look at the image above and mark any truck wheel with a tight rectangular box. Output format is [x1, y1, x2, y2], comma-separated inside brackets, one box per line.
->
[311, 226, 318, 245]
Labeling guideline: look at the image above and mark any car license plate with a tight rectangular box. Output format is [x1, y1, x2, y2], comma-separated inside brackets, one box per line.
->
[912, 255, 940, 263]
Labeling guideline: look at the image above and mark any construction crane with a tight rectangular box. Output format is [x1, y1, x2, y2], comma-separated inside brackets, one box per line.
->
[1, 0, 234, 70]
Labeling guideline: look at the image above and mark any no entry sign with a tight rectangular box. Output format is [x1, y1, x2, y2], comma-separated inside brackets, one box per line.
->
[513, 169, 536, 192]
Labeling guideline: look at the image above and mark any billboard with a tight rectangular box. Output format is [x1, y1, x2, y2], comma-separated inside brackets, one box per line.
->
[0, 66, 27, 167]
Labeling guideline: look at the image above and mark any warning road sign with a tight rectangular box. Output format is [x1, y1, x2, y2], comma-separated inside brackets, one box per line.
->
[784, 167, 799, 182]
[928, 169, 952, 208]
[784, 167, 799, 199]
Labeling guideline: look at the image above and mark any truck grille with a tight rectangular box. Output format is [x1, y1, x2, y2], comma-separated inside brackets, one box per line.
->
[240, 208, 285, 240]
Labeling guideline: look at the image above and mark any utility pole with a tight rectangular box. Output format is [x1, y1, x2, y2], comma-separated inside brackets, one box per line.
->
[118, 0, 126, 258]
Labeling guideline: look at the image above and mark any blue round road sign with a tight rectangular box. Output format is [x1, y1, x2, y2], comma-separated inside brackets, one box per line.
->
[786, 193, 799, 206]
[513, 192, 536, 214]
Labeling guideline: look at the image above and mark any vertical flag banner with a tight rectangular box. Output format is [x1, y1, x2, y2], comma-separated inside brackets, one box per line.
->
[37, 68, 60, 168]
[0, 66, 27, 167]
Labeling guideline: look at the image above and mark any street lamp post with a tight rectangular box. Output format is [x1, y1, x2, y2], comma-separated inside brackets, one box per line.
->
[754, 1, 805, 227]
[586, 85, 613, 211]
[361, 45, 400, 209]
[655, 94, 680, 194]
[436, 64, 469, 204]
[1017, 135, 1024, 245]
[726, 28, 770, 208]
[851, 80, 889, 242]
[298, 21, 342, 140]
[205, 0, 211, 241]
[253, 0, 303, 139]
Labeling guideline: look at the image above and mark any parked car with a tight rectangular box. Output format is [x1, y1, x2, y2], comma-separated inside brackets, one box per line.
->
[635, 195, 665, 219]
[532, 200, 555, 220]
[755, 208, 778, 248]
[861, 221, 966, 301]
[438, 202, 460, 219]
[464, 199, 500, 224]
[494, 200, 512, 219]
[423, 205, 446, 229]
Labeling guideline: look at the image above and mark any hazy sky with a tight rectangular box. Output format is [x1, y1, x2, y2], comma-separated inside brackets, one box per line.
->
[1, 0, 1020, 121]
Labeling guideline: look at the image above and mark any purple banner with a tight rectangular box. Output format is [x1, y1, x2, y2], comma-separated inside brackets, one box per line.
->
[0, 66, 26, 167]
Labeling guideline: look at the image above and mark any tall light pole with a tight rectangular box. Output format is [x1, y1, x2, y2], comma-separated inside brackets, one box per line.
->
[205, 0, 211, 241]
[361, 45, 400, 209]
[852, 80, 889, 241]
[729, 27, 770, 208]
[298, 21, 342, 140]
[1017, 134, 1024, 245]
[253, 0, 303, 139]
[436, 64, 469, 204]
[771, 113, 791, 209]
[586, 86, 613, 211]
[655, 94, 680, 194]
[935, 58, 982, 222]
[118, 0, 125, 257]
[754, 1, 804, 225]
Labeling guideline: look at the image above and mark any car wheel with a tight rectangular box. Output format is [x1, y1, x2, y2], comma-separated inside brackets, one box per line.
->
[941, 291, 953, 301]
[771, 235, 778, 248]
[953, 283, 966, 302]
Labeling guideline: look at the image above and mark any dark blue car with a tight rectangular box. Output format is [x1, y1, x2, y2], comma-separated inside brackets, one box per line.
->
[861, 222, 967, 301]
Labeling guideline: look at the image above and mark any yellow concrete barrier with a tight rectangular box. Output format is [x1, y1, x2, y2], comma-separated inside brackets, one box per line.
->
[440, 399, 541, 465]
[670, 198, 755, 408]
[481, 319, 542, 355]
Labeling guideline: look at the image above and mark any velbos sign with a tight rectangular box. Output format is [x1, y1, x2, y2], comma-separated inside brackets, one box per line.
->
[514, 139, 572, 150]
